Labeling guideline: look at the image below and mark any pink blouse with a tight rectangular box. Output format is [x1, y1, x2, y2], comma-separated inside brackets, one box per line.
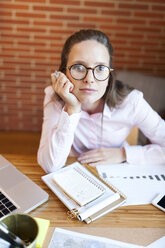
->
[37, 86, 165, 173]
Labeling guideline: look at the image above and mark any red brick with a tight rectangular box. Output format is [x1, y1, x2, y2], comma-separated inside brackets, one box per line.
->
[115, 33, 144, 39]
[18, 41, 45, 47]
[83, 17, 114, 23]
[50, 29, 73, 35]
[19, 54, 46, 60]
[0, 54, 16, 58]
[0, 40, 13, 45]
[35, 48, 62, 53]
[102, 10, 131, 16]
[3, 60, 31, 66]
[0, 4, 29, 10]
[0, 19, 29, 25]
[84, 1, 114, 8]
[2, 47, 30, 52]
[33, 6, 63, 12]
[16, 12, 46, 18]
[142, 62, 165, 67]
[15, 0, 46, 2]
[67, 8, 97, 14]
[149, 20, 165, 26]
[34, 35, 62, 41]
[134, 11, 164, 18]
[147, 35, 165, 41]
[152, 5, 165, 11]
[0, 11, 12, 16]
[132, 27, 161, 33]
[116, 18, 146, 25]
[50, 0, 80, 5]
[4, 73, 31, 78]
[100, 24, 129, 31]
[130, 40, 158, 46]
[34, 21, 62, 27]
[119, 3, 148, 10]
[66, 23, 96, 29]
[136, 0, 165, 3]
[50, 14, 79, 21]
[145, 48, 165, 53]
[1, 33, 30, 39]
[17, 27, 46, 33]
[50, 43, 64, 48]
[128, 54, 156, 60]
[110, 38, 127, 45]
[0, 26, 13, 31]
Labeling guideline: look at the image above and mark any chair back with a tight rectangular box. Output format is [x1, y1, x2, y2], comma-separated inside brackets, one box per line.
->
[126, 126, 138, 145]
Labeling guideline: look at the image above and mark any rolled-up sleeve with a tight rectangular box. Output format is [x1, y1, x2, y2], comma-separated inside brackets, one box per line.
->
[37, 86, 81, 173]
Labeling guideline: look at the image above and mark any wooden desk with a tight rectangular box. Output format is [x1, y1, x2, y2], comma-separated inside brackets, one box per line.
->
[2, 154, 165, 246]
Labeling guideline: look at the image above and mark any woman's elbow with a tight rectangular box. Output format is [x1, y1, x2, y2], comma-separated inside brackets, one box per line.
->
[37, 149, 65, 173]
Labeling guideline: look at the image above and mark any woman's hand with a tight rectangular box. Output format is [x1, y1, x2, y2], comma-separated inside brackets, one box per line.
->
[51, 71, 81, 115]
[78, 147, 126, 167]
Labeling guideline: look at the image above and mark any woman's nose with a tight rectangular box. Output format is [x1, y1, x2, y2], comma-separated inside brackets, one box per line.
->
[83, 69, 94, 84]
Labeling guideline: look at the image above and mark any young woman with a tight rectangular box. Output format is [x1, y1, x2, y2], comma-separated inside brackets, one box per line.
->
[37, 29, 165, 173]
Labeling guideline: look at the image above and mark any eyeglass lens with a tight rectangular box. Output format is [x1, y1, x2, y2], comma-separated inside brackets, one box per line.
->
[69, 64, 110, 81]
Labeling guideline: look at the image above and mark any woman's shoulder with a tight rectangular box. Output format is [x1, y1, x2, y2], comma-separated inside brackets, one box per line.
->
[116, 89, 144, 110]
[125, 89, 144, 104]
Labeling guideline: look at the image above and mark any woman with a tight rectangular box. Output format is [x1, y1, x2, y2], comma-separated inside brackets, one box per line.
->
[37, 29, 165, 173]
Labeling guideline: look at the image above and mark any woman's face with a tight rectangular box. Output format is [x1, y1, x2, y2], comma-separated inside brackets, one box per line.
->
[66, 40, 110, 110]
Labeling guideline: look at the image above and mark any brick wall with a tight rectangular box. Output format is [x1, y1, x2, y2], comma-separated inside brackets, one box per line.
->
[0, 0, 165, 131]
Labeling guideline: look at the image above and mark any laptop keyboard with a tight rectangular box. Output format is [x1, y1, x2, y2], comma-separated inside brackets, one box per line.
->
[0, 191, 17, 218]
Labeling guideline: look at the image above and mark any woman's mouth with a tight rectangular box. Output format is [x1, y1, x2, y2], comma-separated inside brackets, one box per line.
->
[79, 88, 97, 93]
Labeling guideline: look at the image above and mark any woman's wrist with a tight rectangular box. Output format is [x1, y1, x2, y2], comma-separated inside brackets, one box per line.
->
[64, 104, 81, 115]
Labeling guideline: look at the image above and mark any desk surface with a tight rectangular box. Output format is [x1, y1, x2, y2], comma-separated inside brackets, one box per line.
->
[3, 154, 165, 248]
[2, 154, 165, 246]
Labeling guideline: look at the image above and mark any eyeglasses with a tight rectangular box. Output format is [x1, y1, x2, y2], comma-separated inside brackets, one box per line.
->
[68, 64, 114, 81]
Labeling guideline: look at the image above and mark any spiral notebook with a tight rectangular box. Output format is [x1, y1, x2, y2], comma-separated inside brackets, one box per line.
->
[42, 162, 126, 223]
[52, 166, 105, 206]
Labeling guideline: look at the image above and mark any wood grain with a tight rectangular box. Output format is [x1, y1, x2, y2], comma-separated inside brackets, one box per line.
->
[2, 154, 165, 228]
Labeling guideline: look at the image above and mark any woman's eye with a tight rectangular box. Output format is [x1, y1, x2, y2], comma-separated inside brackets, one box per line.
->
[73, 65, 85, 72]
[97, 65, 106, 71]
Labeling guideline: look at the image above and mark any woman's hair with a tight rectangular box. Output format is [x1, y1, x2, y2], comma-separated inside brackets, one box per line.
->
[59, 29, 133, 109]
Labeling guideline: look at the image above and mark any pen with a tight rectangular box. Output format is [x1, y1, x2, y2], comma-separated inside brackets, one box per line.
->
[0, 222, 26, 248]
[54, 70, 59, 78]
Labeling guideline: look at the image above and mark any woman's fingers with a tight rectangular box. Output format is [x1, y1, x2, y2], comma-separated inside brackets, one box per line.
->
[52, 71, 68, 92]
[78, 149, 103, 163]
[63, 80, 74, 93]
[50, 70, 81, 114]
[51, 70, 79, 107]
[51, 72, 57, 84]
[78, 148, 126, 166]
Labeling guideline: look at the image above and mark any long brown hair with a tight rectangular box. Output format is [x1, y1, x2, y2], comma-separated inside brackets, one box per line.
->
[59, 29, 133, 109]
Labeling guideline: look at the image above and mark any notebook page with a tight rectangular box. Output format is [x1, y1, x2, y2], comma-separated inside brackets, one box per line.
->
[52, 165, 105, 206]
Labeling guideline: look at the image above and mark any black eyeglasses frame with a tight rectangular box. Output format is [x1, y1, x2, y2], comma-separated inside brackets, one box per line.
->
[68, 64, 114, 81]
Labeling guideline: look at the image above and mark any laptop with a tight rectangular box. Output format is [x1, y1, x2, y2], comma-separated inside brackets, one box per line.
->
[0, 155, 49, 219]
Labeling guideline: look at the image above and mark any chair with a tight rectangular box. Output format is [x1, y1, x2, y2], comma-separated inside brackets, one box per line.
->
[126, 126, 138, 145]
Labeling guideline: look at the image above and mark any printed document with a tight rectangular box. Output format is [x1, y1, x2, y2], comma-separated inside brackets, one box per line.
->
[48, 228, 145, 248]
[97, 163, 165, 206]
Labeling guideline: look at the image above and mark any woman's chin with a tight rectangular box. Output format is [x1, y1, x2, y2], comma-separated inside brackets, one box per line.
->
[79, 97, 96, 105]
